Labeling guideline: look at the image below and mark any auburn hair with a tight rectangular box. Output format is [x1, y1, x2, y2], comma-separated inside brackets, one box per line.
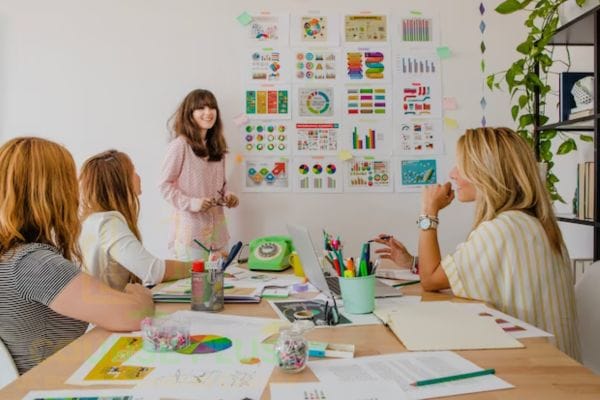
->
[79, 150, 141, 241]
[457, 127, 566, 257]
[169, 89, 228, 161]
[0, 137, 81, 262]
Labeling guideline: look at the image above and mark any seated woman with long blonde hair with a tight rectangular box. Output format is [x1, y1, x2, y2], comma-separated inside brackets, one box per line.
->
[79, 150, 189, 291]
[0, 137, 154, 374]
[373, 127, 579, 359]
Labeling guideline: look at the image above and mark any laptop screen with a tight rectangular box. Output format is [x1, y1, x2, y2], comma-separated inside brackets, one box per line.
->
[287, 224, 331, 296]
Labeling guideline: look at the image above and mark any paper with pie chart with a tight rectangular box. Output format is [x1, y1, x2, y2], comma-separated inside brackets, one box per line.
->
[243, 157, 290, 192]
[295, 86, 339, 118]
[292, 157, 343, 193]
[241, 120, 291, 155]
[292, 48, 341, 82]
[246, 12, 290, 46]
[344, 157, 393, 192]
[290, 12, 340, 47]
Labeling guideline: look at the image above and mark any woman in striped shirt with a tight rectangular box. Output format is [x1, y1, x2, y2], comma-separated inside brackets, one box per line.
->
[374, 127, 579, 359]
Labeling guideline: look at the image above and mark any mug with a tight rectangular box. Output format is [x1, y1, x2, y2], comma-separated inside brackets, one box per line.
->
[289, 251, 305, 277]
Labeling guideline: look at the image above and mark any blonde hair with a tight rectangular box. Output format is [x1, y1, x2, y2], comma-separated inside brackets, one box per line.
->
[0, 137, 81, 261]
[457, 127, 565, 257]
[79, 150, 141, 241]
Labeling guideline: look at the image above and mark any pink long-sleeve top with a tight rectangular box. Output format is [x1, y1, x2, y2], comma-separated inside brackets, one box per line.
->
[159, 136, 230, 250]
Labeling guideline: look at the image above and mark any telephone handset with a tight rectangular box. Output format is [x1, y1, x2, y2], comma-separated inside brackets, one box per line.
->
[248, 235, 293, 271]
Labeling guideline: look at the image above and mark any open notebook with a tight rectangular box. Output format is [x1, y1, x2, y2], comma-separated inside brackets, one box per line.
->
[152, 278, 261, 303]
[375, 301, 524, 351]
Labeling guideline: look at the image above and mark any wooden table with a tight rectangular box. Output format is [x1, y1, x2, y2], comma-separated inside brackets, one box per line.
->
[2, 285, 600, 400]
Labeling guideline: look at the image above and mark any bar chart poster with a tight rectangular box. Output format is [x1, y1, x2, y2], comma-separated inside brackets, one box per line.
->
[292, 157, 343, 193]
[345, 85, 391, 118]
[396, 14, 439, 45]
[344, 157, 393, 192]
[343, 120, 392, 155]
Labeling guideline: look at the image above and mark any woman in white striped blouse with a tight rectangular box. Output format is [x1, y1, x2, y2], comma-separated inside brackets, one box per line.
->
[374, 127, 580, 360]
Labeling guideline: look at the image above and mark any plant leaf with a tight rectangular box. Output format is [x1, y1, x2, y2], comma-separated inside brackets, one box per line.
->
[518, 95, 528, 108]
[486, 74, 495, 90]
[557, 139, 576, 155]
[496, 0, 525, 14]
[580, 134, 593, 142]
[511, 105, 519, 121]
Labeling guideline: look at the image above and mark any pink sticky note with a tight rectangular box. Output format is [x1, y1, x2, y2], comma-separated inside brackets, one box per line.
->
[443, 97, 458, 111]
[233, 114, 249, 127]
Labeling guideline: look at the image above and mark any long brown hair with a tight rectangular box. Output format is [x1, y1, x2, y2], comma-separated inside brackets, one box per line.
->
[169, 89, 228, 161]
[79, 150, 141, 241]
[457, 127, 566, 257]
[0, 137, 81, 262]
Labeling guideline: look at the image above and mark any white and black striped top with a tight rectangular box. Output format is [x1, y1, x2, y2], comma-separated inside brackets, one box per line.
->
[0, 243, 88, 374]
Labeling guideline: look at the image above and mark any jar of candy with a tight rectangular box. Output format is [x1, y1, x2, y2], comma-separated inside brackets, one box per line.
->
[140, 317, 190, 352]
[274, 321, 312, 373]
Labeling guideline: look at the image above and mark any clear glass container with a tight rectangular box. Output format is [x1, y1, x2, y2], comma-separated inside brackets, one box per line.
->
[274, 321, 312, 373]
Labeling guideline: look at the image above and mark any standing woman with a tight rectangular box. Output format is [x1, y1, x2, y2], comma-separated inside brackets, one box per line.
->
[0, 137, 154, 374]
[160, 89, 239, 261]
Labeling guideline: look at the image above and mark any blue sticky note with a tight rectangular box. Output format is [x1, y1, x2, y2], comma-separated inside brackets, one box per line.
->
[436, 46, 452, 59]
[237, 12, 253, 26]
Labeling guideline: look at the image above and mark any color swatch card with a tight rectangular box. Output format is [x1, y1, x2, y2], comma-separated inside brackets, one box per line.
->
[245, 85, 291, 119]
[242, 120, 291, 155]
[344, 85, 391, 118]
[343, 119, 392, 155]
[343, 46, 390, 82]
[294, 86, 339, 118]
[293, 121, 341, 155]
[395, 157, 441, 192]
[290, 12, 340, 46]
[344, 14, 388, 43]
[246, 12, 290, 46]
[244, 157, 290, 192]
[293, 49, 341, 82]
[245, 48, 291, 83]
[344, 157, 393, 192]
[292, 156, 343, 193]
[394, 119, 444, 155]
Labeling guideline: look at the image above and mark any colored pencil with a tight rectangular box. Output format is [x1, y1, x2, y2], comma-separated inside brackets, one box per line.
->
[411, 368, 496, 387]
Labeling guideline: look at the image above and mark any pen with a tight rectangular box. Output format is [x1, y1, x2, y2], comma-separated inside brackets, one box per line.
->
[222, 241, 243, 270]
[411, 368, 496, 387]
[368, 235, 391, 243]
[193, 239, 211, 253]
[392, 280, 421, 288]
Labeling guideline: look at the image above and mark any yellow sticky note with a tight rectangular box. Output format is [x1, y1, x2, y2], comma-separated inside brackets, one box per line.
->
[235, 153, 244, 164]
[338, 150, 353, 161]
[444, 117, 459, 129]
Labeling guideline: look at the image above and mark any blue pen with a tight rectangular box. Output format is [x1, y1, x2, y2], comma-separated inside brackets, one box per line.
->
[222, 241, 243, 271]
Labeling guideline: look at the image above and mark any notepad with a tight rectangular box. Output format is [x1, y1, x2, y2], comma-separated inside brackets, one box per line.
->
[384, 302, 524, 350]
[152, 278, 261, 303]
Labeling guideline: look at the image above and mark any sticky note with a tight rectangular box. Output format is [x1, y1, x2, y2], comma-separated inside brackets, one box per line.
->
[237, 12, 253, 26]
[233, 113, 249, 127]
[443, 97, 458, 111]
[436, 46, 452, 59]
[444, 117, 459, 129]
[410, 10, 423, 15]
[235, 153, 244, 164]
[338, 150, 353, 161]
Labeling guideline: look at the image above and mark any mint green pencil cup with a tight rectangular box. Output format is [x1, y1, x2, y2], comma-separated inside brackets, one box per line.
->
[338, 274, 376, 314]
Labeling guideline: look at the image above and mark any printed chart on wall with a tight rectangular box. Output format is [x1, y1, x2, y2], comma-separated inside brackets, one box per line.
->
[294, 122, 340, 155]
[343, 120, 392, 155]
[244, 157, 290, 192]
[290, 12, 340, 47]
[344, 157, 393, 192]
[246, 12, 290, 46]
[395, 157, 441, 192]
[293, 157, 343, 193]
[344, 85, 391, 118]
[343, 47, 390, 82]
[395, 78, 441, 118]
[293, 49, 340, 82]
[395, 12, 439, 45]
[295, 86, 338, 118]
[245, 48, 290, 83]
[245, 85, 291, 119]
[344, 14, 388, 43]
[394, 119, 443, 155]
[242, 121, 290, 155]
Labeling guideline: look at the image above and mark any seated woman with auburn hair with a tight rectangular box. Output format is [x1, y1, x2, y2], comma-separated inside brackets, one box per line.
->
[0, 137, 155, 374]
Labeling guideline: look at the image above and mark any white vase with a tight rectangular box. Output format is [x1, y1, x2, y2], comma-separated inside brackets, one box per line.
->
[558, 0, 598, 25]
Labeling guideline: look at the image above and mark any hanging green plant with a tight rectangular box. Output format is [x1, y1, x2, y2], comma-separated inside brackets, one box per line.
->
[486, 0, 593, 203]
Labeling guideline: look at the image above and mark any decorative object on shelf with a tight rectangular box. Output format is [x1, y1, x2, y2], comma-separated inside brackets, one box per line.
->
[560, 72, 594, 120]
[571, 76, 594, 114]
[486, 0, 593, 202]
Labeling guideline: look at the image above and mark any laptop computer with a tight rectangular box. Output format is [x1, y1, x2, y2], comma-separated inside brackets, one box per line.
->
[287, 224, 402, 298]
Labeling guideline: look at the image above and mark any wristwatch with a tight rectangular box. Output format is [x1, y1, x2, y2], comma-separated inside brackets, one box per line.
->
[417, 215, 439, 230]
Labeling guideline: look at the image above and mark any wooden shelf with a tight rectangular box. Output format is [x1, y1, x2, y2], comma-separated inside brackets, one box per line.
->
[550, 5, 599, 45]
[537, 114, 598, 131]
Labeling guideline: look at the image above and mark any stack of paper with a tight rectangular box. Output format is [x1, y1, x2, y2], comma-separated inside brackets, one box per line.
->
[152, 278, 261, 303]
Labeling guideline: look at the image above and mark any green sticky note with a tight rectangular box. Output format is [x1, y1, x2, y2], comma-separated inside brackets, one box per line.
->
[237, 12, 253, 26]
[410, 10, 422, 15]
[437, 46, 451, 59]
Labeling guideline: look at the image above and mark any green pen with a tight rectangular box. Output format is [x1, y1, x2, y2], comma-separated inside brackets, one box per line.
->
[392, 280, 421, 288]
[411, 368, 496, 387]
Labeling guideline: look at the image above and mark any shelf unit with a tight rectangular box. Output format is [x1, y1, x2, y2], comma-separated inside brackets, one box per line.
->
[534, 5, 600, 261]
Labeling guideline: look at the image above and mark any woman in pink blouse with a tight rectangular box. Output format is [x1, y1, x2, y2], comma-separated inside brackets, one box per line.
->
[160, 89, 239, 260]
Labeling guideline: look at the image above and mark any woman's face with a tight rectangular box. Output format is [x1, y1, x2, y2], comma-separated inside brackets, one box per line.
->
[192, 106, 217, 134]
[449, 166, 476, 202]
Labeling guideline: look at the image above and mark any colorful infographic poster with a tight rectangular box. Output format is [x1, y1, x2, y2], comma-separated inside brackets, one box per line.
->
[245, 48, 290, 83]
[343, 47, 390, 82]
[291, 13, 340, 46]
[394, 119, 444, 155]
[344, 157, 393, 192]
[344, 14, 388, 43]
[245, 85, 291, 119]
[343, 120, 392, 155]
[396, 157, 441, 192]
[293, 49, 340, 82]
[244, 158, 290, 192]
[242, 121, 290, 155]
[296, 87, 336, 118]
[345, 85, 391, 117]
[395, 53, 439, 76]
[294, 122, 340, 155]
[396, 13, 439, 45]
[247, 13, 290, 46]
[395, 79, 441, 118]
[293, 157, 343, 193]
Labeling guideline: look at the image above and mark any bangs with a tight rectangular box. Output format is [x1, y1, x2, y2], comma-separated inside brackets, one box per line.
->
[190, 90, 218, 110]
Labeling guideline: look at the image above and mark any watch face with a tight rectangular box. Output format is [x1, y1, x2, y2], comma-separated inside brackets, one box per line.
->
[419, 218, 431, 229]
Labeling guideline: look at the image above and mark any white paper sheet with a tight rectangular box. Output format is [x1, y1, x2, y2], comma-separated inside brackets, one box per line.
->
[290, 12, 341, 47]
[344, 156, 394, 192]
[292, 48, 342, 82]
[292, 156, 344, 193]
[309, 351, 513, 400]
[243, 157, 290, 192]
[376, 268, 420, 281]
[270, 381, 407, 400]
[293, 121, 342, 155]
[241, 120, 291, 155]
[22, 389, 152, 400]
[342, 119, 393, 156]
[342, 46, 391, 82]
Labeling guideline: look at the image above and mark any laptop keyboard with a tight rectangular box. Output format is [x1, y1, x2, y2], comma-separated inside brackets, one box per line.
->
[326, 276, 341, 295]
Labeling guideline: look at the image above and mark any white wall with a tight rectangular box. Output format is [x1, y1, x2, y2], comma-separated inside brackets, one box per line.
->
[0, 0, 536, 259]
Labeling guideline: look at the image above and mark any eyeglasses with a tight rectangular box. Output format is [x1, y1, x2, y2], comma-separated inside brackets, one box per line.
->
[215, 181, 227, 206]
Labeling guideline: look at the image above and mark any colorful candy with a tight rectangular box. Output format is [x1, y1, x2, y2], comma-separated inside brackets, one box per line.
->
[141, 317, 190, 352]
